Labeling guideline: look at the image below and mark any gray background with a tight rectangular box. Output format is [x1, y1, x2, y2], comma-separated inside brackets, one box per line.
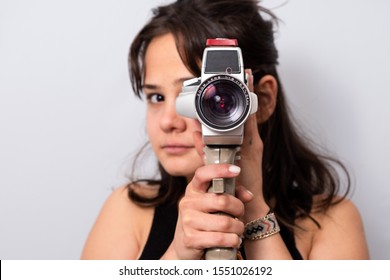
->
[0, 0, 389, 259]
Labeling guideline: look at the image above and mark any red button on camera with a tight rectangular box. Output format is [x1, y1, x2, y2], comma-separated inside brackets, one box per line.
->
[206, 38, 238, 46]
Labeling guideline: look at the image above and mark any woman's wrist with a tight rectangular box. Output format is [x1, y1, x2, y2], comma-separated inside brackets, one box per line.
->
[242, 194, 270, 224]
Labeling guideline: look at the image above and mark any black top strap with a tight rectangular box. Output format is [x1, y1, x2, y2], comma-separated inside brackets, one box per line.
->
[139, 202, 178, 260]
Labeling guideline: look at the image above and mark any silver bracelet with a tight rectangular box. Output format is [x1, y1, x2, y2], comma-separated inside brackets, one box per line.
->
[244, 212, 280, 240]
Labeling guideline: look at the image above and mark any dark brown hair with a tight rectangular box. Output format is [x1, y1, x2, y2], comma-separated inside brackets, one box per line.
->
[127, 0, 350, 229]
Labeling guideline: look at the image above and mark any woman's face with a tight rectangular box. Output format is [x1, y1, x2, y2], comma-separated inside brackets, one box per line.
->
[143, 33, 204, 181]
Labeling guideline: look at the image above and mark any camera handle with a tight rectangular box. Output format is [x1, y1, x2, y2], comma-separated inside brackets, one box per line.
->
[203, 145, 240, 260]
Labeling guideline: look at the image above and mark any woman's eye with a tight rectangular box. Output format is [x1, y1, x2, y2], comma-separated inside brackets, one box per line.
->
[146, 93, 164, 104]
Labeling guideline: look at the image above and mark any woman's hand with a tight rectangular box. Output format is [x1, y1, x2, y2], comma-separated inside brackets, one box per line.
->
[165, 163, 250, 260]
[236, 69, 270, 223]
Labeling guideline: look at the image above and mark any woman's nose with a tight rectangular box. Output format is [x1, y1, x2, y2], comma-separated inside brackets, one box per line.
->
[160, 101, 186, 132]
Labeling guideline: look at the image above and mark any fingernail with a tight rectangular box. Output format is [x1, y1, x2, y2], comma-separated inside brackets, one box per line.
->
[246, 189, 254, 197]
[228, 165, 241, 174]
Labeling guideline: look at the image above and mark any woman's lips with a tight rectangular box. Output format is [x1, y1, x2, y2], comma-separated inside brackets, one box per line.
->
[162, 145, 194, 154]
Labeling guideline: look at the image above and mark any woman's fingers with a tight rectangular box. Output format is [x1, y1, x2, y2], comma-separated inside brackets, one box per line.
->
[245, 68, 254, 92]
[235, 184, 254, 203]
[182, 229, 242, 250]
[179, 209, 243, 249]
[187, 163, 241, 193]
[180, 191, 245, 218]
[181, 209, 244, 235]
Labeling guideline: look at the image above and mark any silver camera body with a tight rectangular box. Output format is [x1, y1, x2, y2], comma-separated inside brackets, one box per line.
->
[176, 39, 258, 146]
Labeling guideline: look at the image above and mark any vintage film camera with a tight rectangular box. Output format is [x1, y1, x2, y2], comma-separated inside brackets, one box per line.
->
[176, 38, 258, 146]
[176, 39, 258, 260]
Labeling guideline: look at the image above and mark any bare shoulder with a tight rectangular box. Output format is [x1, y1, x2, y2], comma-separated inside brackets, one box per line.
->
[295, 197, 370, 259]
[81, 184, 157, 259]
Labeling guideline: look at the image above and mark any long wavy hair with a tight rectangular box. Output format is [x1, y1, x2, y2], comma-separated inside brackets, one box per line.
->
[127, 0, 350, 230]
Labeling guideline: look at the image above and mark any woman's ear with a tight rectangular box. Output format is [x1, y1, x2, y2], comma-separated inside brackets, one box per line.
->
[254, 75, 278, 123]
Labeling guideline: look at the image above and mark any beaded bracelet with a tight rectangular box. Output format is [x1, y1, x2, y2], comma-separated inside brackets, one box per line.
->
[244, 212, 280, 240]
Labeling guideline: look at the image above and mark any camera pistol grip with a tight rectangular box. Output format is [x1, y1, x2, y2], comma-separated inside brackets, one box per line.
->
[204, 146, 240, 195]
[203, 145, 240, 260]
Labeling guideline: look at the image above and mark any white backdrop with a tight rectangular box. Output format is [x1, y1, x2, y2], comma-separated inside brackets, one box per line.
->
[0, 0, 389, 259]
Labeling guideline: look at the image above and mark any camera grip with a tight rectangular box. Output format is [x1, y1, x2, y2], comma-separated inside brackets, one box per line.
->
[203, 146, 240, 260]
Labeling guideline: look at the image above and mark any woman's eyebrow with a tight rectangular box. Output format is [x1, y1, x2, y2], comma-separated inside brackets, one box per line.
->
[142, 76, 195, 90]
[142, 83, 160, 90]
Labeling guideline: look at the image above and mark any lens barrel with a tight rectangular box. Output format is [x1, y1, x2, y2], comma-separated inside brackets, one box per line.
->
[196, 75, 250, 131]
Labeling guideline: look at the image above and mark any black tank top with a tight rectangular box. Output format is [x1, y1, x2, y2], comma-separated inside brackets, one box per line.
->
[139, 202, 303, 260]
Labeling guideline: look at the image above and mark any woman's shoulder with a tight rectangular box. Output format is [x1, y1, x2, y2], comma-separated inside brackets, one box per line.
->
[90, 184, 156, 225]
[81, 184, 157, 259]
[295, 196, 370, 259]
[99, 183, 158, 217]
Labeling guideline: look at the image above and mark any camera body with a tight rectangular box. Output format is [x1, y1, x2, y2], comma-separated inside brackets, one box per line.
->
[176, 39, 258, 146]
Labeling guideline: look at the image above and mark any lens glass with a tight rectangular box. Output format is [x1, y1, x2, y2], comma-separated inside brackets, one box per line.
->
[198, 79, 247, 129]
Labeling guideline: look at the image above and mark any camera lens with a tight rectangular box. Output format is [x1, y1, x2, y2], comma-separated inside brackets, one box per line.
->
[197, 76, 249, 130]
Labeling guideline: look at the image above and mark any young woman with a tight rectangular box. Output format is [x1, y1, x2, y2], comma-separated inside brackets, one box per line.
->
[82, 0, 369, 260]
